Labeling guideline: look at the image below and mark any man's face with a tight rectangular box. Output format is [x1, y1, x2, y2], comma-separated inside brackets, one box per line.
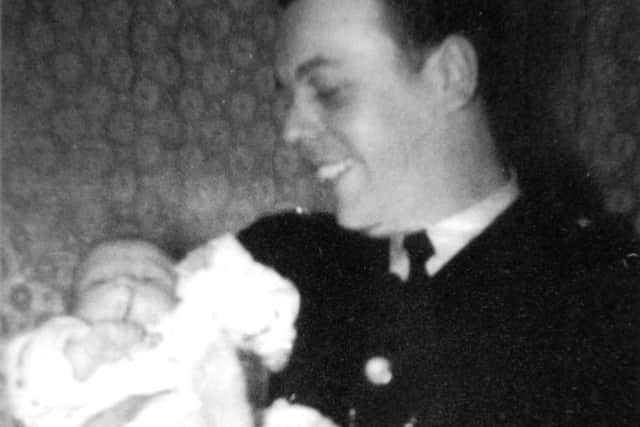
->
[276, 0, 451, 236]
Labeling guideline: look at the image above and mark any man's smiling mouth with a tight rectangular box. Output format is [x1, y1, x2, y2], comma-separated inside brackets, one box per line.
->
[316, 160, 353, 182]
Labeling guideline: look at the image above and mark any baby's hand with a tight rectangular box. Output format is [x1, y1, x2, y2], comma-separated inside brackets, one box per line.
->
[64, 321, 151, 381]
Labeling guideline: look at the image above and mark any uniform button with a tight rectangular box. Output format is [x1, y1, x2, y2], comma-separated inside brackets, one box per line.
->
[294, 206, 309, 215]
[364, 356, 393, 386]
[576, 217, 591, 228]
[403, 415, 418, 427]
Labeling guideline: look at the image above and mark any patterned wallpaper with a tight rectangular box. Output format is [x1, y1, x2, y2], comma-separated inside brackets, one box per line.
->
[0, 0, 638, 424]
[534, 0, 640, 221]
[577, 0, 640, 219]
[1, 0, 323, 326]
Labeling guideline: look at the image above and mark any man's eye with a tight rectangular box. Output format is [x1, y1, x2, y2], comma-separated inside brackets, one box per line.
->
[85, 279, 108, 288]
[315, 86, 343, 107]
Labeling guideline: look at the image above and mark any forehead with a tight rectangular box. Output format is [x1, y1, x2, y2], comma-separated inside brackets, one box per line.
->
[80, 242, 171, 274]
[276, 0, 396, 77]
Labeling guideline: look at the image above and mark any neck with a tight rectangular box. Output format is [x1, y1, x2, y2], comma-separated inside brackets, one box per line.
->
[390, 108, 510, 235]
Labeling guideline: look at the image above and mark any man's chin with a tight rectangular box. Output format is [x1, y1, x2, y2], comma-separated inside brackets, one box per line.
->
[358, 223, 393, 238]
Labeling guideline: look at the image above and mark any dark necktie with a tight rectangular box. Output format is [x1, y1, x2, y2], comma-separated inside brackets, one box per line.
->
[402, 231, 434, 283]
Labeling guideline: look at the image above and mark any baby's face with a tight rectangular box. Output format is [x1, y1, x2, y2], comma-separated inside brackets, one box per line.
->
[73, 240, 177, 325]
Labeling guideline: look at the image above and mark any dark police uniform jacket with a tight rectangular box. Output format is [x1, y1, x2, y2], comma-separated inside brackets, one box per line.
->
[238, 191, 638, 426]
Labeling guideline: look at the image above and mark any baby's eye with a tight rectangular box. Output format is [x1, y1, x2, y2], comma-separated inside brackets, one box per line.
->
[84, 278, 109, 288]
[140, 276, 159, 285]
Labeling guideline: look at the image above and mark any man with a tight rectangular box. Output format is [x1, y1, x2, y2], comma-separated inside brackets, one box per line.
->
[239, 0, 638, 425]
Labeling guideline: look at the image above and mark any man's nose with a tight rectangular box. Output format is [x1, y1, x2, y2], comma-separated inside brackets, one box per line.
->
[281, 100, 320, 148]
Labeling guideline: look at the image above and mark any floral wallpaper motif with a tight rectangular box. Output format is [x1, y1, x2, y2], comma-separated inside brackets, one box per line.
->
[576, 0, 640, 222]
[0, 0, 638, 424]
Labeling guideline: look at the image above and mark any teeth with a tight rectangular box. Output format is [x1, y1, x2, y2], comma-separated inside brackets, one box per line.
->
[317, 161, 351, 182]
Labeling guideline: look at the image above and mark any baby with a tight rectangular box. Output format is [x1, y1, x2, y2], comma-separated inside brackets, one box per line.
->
[67, 238, 178, 382]
[72, 238, 177, 327]
[6, 235, 301, 427]
[5, 238, 181, 426]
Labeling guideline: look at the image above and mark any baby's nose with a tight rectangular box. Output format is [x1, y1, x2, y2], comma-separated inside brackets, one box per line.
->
[107, 277, 137, 300]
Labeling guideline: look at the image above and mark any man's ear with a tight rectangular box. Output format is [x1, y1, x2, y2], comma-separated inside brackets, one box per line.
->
[422, 35, 479, 111]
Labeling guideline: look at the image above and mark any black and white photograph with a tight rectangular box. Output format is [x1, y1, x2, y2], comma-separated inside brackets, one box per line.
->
[1, 1, 638, 426]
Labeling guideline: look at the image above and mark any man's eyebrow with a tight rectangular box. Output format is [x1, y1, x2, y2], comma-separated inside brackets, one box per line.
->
[295, 56, 338, 80]
[275, 56, 338, 90]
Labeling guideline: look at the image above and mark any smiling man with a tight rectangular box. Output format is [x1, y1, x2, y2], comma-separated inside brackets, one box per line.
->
[275, 0, 506, 237]
[238, 0, 638, 426]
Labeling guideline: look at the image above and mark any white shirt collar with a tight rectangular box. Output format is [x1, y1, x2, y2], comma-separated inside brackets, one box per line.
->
[390, 176, 520, 279]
